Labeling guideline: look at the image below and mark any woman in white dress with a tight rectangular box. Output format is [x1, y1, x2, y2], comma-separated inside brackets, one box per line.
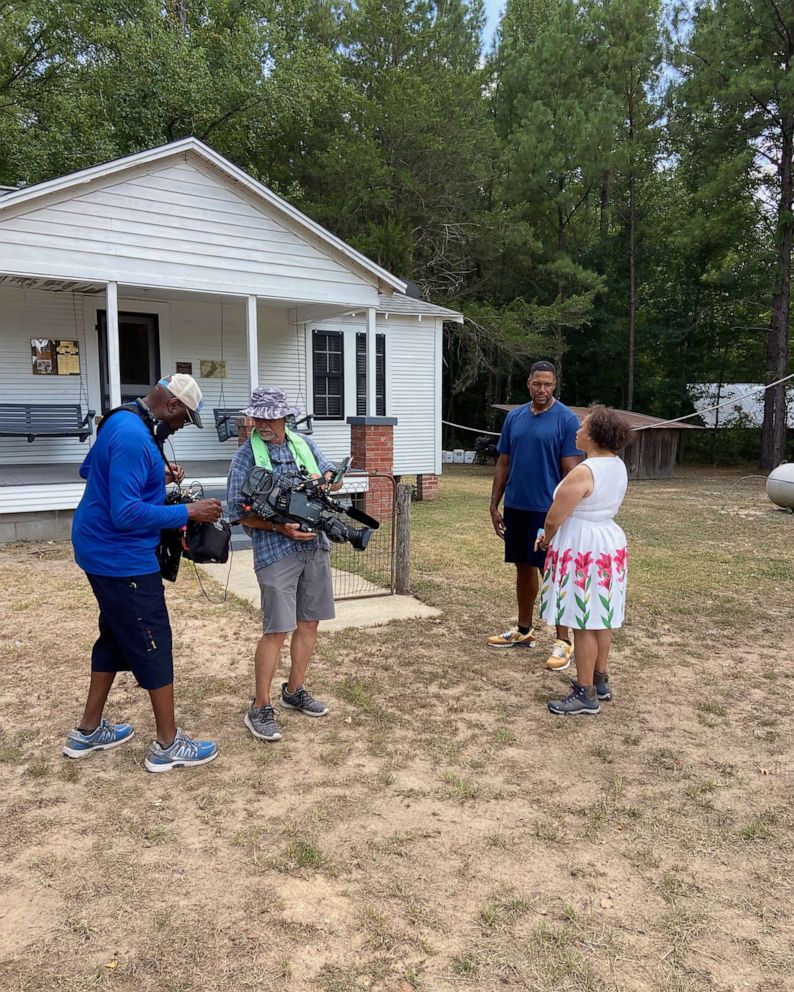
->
[536, 405, 633, 716]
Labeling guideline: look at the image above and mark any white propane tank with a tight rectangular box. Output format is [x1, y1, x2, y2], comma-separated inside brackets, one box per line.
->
[766, 463, 794, 510]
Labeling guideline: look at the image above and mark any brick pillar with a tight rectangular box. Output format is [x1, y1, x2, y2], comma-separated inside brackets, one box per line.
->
[236, 416, 254, 445]
[346, 416, 397, 520]
[416, 473, 439, 502]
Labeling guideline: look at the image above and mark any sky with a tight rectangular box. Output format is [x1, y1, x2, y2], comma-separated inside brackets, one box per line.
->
[482, 0, 505, 50]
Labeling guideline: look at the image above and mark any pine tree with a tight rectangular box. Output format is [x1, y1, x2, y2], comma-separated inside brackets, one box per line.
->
[494, 0, 614, 386]
[589, 0, 664, 409]
[676, 0, 794, 469]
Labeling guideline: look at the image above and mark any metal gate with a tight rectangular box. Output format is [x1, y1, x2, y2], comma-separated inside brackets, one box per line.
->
[330, 472, 396, 599]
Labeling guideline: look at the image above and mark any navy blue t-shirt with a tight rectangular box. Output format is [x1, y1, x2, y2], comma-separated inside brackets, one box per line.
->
[71, 410, 189, 576]
[497, 400, 581, 511]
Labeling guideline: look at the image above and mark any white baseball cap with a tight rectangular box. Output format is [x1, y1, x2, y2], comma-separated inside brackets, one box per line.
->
[159, 373, 204, 428]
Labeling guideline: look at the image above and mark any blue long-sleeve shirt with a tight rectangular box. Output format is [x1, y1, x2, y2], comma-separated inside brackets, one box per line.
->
[71, 410, 189, 576]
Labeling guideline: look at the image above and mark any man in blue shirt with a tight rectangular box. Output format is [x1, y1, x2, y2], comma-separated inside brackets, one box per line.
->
[488, 361, 582, 669]
[65, 374, 223, 772]
[227, 386, 337, 744]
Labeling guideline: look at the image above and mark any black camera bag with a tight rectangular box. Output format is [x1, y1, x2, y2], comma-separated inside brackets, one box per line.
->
[182, 519, 231, 564]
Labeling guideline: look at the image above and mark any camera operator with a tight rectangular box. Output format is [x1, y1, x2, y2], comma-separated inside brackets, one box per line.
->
[227, 386, 338, 743]
[65, 374, 222, 773]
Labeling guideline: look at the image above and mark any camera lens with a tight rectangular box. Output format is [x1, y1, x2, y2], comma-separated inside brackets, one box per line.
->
[350, 527, 372, 551]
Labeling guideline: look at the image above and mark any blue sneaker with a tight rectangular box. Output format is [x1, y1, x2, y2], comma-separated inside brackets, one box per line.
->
[548, 680, 600, 716]
[144, 728, 218, 773]
[63, 718, 134, 758]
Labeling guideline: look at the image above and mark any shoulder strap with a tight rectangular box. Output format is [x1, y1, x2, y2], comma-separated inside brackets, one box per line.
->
[285, 428, 320, 474]
[249, 428, 320, 475]
[97, 402, 170, 470]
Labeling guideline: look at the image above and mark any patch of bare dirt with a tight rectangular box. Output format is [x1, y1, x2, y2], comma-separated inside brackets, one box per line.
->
[1, 472, 793, 991]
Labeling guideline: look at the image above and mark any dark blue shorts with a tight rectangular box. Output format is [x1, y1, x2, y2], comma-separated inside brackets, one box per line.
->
[503, 506, 547, 569]
[85, 571, 174, 691]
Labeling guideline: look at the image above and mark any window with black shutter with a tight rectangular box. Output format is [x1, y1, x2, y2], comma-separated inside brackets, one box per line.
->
[356, 333, 386, 416]
[312, 330, 344, 419]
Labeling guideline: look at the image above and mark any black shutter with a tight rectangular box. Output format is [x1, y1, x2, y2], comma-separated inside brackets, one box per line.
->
[356, 333, 386, 416]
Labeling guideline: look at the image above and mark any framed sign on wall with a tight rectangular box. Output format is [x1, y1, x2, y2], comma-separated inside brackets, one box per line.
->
[31, 338, 81, 375]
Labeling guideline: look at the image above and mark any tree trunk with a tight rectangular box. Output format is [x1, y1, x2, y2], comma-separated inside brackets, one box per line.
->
[598, 169, 611, 274]
[627, 103, 637, 411]
[169, 1, 188, 31]
[554, 324, 564, 392]
[760, 123, 793, 471]
[555, 192, 565, 391]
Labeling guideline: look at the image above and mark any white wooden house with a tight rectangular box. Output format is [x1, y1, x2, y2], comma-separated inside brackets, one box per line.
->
[0, 138, 461, 542]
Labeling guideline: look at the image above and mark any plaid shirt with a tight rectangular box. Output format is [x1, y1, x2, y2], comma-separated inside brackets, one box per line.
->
[227, 434, 335, 571]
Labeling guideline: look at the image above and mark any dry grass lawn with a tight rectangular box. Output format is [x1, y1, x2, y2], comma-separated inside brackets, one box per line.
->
[0, 466, 792, 992]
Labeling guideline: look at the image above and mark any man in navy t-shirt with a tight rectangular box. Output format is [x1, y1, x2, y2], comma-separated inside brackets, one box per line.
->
[488, 361, 582, 670]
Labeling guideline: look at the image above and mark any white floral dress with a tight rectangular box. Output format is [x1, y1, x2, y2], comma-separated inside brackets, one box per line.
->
[539, 456, 628, 630]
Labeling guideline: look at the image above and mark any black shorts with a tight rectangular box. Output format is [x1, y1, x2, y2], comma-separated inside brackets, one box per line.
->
[86, 571, 174, 690]
[503, 506, 547, 569]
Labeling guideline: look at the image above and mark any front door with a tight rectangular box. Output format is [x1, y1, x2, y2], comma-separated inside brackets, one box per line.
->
[97, 311, 161, 412]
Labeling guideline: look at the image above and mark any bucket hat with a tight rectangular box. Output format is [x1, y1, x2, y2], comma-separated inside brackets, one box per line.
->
[242, 386, 301, 421]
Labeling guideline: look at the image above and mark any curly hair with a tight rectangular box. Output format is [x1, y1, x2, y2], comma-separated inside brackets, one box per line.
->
[586, 404, 634, 452]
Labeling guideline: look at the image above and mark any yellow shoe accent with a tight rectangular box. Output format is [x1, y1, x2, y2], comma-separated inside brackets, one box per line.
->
[545, 638, 575, 670]
[487, 626, 536, 648]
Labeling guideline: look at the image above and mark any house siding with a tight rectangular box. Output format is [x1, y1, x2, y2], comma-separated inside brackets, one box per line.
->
[388, 320, 439, 475]
[307, 315, 439, 476]
[0, 156, 379, 306]
[0, 287, 94, 464]
[0, 288, 442, 508]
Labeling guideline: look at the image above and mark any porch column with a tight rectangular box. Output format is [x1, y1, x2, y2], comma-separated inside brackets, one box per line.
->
[246, 295, 259, 396]
[106, 281, 121, 408]
[366, 306, 377, 415]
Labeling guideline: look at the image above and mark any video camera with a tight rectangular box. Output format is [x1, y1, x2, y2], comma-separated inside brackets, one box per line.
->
[240, 457, 379, 552]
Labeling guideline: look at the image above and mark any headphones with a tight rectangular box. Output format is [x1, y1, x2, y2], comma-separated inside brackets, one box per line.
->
[130, 399, 175, 442]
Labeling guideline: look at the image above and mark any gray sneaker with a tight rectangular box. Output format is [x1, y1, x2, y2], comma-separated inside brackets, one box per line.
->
[595, 673, 612, 701]
[280, 683, 329, 717]
[244, 702, 282, 741]
[548, 680, 600, 717]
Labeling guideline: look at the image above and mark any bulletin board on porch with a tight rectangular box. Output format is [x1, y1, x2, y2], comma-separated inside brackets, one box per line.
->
[30, 338, 81, 375]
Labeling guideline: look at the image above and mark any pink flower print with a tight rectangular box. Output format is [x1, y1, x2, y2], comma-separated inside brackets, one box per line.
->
[574, 551, 593, 591]
[596, 552, 612, 590]
[614, 547, 628, 581]
[558, 548, 573, 577]
[545, 547, 559, 582]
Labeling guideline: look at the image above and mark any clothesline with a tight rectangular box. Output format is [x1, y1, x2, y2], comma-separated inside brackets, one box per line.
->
[443, 372, 794, 439]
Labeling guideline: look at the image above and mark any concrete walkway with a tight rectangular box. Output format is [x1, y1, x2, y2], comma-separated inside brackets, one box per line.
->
[197, 549, 441, 632]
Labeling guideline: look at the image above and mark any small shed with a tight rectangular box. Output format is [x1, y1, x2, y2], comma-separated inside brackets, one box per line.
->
[492, 404, 701, 480]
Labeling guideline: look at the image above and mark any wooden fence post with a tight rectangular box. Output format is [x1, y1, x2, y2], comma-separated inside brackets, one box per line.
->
[395, 483, 412, 594]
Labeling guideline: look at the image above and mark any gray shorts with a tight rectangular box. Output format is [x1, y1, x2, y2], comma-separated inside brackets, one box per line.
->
[255, 549, 335, 634]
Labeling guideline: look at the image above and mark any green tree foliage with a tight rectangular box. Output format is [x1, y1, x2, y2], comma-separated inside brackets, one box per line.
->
[0, 0, 790, 464]
[1, 1, 342, 186]
[673, 0, 794, 468]
[588, 0, 664, 409]
[292, 0, 494, 294]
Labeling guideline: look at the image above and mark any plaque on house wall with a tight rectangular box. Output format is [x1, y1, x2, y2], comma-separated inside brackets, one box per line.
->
[200, 359, 227, 379]
[175, 361, 193, 375]
[31, 338, 81, 375]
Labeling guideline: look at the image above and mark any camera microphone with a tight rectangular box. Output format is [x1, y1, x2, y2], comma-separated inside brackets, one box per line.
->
[345, 505, 380, 529]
